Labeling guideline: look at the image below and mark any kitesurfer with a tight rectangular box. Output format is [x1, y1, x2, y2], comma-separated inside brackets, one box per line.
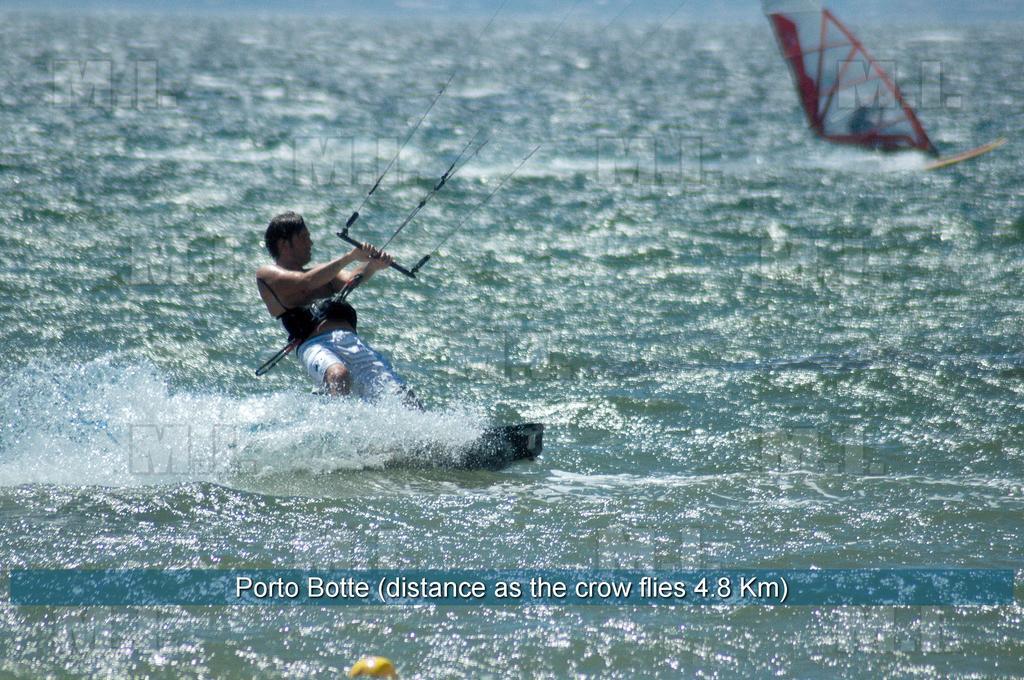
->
[256, 212, 420, 406]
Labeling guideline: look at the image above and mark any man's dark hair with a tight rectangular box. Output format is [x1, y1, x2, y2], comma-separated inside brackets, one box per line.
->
[264, 212, 306, 259]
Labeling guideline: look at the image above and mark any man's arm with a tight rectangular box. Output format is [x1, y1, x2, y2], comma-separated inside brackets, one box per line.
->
[260, 247, 371, 307]
[330, 251, 394, 293]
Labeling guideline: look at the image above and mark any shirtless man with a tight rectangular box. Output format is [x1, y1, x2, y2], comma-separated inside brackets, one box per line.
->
[256, 211, 417, 404]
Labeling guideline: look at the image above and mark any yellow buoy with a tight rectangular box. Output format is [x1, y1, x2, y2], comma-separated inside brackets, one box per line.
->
[348, 656, 398, 678]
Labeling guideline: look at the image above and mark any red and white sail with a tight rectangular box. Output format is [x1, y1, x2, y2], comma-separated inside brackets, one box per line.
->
[763, 0, 936, 154]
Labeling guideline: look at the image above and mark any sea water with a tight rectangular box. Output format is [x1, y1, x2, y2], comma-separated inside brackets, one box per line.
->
[0, 11, 1022, 677]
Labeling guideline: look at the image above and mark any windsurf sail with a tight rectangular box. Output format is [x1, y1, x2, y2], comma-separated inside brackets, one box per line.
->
[762, 0, 937, 155]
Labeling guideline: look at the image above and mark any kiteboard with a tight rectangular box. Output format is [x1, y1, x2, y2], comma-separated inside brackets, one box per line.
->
[458, 422, 544, 470]
[762, 0, 1004, 169]
[386, 423, 544, 471]
[923, 137, 1007, 171]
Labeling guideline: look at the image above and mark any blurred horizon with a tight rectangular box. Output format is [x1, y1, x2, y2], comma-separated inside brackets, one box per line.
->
[2, 0, 1022, 23]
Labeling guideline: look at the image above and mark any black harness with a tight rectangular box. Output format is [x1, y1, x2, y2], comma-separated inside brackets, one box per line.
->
[258, 279, 357, 343]
[254, 280, 360, 377]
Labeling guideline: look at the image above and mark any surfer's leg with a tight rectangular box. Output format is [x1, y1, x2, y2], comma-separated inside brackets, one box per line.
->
[298, 337, 349, 395]
[323, 363, 351, 396]
[346, 336, 421, 407]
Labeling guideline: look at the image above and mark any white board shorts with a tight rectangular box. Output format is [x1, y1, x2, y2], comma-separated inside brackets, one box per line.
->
[297, 330, 407, 400]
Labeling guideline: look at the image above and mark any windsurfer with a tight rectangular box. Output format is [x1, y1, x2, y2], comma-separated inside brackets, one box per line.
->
[764, 1, 942, 156]
[848, 104, 876, 136]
